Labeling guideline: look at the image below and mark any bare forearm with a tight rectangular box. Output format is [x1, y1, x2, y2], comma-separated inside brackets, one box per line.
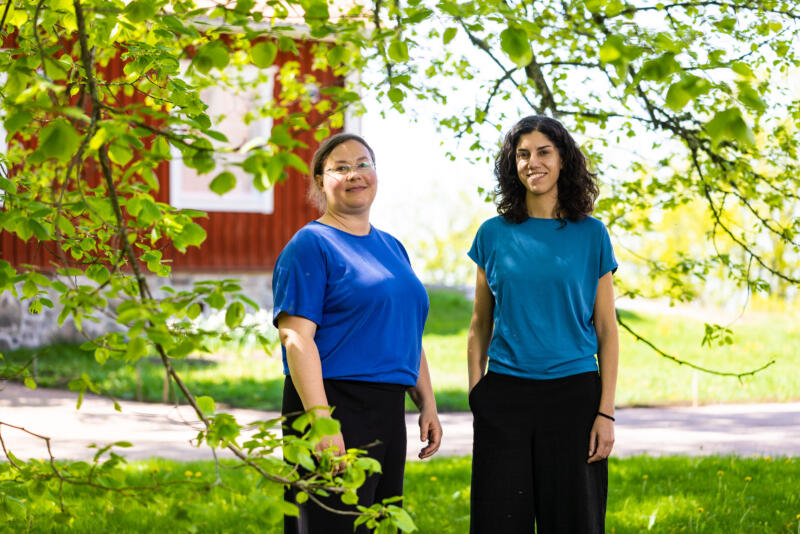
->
[408, 349, 437, 412]
[285, 337, 329, 415]
[467, 321, 491, 390]
[596, 330, 619, 415]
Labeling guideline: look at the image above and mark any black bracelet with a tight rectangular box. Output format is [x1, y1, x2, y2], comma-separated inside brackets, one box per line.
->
[597, 411, 615, 422]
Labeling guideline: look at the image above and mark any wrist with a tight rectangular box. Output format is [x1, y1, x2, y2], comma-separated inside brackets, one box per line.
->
[597, 411, 615, 422]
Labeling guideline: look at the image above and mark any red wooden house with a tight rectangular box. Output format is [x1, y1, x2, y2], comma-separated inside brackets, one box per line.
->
[0, 22, 356, 349]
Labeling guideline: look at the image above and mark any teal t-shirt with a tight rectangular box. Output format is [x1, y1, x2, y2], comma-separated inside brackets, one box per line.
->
[468, 215, 618, 380]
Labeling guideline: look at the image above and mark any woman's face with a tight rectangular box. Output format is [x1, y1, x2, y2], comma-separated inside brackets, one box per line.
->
[515, 130, 561, 202]
[317, 140, 377, 216]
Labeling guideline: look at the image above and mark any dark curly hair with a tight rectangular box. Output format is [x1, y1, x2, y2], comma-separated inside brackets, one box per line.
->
[494, 115, 598, 224]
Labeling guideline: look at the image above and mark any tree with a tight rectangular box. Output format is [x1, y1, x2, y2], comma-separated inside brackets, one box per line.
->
[0, 0, 410, 530]
[365, 0, 799, 369]
[2, 0, 799, 526]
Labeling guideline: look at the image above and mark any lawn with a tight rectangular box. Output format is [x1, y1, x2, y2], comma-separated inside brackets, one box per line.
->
[3, 289, 798, 412]
[1, 455, 798, 533]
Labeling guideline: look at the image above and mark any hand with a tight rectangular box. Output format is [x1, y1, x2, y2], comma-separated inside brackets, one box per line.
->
[587, 415, 614, 463]
[316, 431, 347, 474]
[417, 407, 442, 459]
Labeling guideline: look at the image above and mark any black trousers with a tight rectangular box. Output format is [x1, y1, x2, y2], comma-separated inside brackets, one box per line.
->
[470, 371, 607, 534]
[282, 376, 407, 534]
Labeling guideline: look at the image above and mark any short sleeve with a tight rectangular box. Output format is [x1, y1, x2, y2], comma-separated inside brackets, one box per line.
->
[468, 223, 487, 269]
[394, 235, 412, 265]
[272, 231, 327, 327]
[598, 225, 618, 278]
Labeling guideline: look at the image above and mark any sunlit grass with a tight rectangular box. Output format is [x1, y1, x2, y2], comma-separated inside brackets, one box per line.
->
[4, 289, 799, 412]
[404, 455, 800, 533]
[6, 455, 796, 533]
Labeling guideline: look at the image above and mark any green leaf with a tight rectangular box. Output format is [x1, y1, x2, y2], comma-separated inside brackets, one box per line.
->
[29, 219, 51, 240]
[124, 0, 158, 22]
[137, 199, 162, 226]
[24, 376, 37, 389]
[731, 61, 754, 78]
[210, 172, 236, 195]
[205, 290, 226, 310]
[125, 336, 148, 361]
[326, 45, 348, 67]
[442, 27, 457, 44]
[196, 395, 216, 414]
[95, 347, 110, 365]
[499, 27, 532, 67]
[31, 118, 80, 163]
[225, 301, 245, 329]
[390, 507, 416, 532]
[0, 176, 18, 194]
[251, 41, 278, 68]
[639, 54, 679, 82]
[4, 110, 33, 139]
[174, 222, 206, 252]
[736, 81, 766, 112]
[706, 107, 755, 146]
[387, 88, 405, 103]
[86, 264, 111, 285]
[665, 75, 711, 110]
[387, 40, 409, 63]
[108, 141, 133, 166]
[311, 416, 340, 439]
[187, 302, 202, 319]
[168, 339, 195, 358]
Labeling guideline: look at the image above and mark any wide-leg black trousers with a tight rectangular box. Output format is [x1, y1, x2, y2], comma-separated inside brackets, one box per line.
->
[470, 371, 607, 534]
[282, 376, 407, 534]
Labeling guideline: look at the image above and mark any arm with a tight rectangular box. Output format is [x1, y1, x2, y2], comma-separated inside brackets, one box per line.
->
[587, 271, 619, 463]
[407, 347, 442, 459]
[467, 267, 494, 392]
[277, 313, 346, 458]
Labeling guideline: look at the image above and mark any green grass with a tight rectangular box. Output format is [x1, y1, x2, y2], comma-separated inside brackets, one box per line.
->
[4, 289, 799, 411]
[2, 456, 799, 533]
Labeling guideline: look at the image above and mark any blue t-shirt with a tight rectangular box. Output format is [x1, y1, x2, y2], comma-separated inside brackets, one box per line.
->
[272, 221, 429, 386]
[468, 215, 618, 380]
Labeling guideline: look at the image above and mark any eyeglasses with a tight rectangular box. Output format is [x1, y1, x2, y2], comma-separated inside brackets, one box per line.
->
[324, 161, 376, 178]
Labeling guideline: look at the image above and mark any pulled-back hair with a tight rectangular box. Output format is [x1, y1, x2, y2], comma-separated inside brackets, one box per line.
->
[494, 115, 598, 223]
[307, 133, 376, 211]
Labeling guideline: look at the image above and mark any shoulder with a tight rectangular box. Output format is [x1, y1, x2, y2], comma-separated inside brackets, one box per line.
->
[571, 215, 609, 234]
[372, 226, 409, 256]
[278, 223, 329, 261]
[477, 215, 512, 236]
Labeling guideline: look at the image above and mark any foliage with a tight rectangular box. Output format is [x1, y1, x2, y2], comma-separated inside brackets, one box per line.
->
[2, 0, 800, 528]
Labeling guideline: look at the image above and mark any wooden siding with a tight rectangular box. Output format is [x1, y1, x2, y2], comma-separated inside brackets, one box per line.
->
[1, 40, 336, 272]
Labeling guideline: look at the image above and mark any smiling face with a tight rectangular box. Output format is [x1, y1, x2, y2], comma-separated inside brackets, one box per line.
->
[317, 139, 377, 216]
[516, 130, 562, 208]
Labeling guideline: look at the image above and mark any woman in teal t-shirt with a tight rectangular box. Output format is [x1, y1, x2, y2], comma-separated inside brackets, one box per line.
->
[467, 116, 619, 534]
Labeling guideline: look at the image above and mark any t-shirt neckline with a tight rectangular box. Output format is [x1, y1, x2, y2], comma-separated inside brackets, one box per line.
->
[311, 220, 375, 238]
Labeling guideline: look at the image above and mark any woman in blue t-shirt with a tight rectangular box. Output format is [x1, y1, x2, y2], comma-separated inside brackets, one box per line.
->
[272, 133, 442, 534]
[467, 116, 619, 533]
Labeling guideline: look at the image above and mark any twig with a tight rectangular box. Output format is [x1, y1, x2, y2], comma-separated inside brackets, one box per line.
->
[616, 311, 775, 381]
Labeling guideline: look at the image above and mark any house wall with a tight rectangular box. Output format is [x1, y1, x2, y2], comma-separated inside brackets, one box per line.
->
[1, 40, 344, 350]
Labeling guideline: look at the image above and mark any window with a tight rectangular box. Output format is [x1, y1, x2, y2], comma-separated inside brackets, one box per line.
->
[169, 65, 276, 213]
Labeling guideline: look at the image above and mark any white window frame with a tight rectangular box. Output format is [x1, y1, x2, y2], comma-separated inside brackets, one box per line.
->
[169, 63, 276, 214]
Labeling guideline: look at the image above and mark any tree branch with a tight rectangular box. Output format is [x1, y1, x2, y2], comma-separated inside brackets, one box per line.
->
[616, 311, 776, 381]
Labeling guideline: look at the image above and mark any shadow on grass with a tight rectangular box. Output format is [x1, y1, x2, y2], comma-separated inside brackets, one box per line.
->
[3, 343, 287, 409]
[424, 289, 473, 336]
[407, 387, 468, 413]
[616, 308, 645, 322]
